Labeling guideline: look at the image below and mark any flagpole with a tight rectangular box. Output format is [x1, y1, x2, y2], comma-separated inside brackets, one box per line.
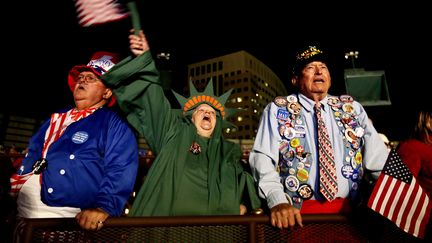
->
[126, 1, 141, 35]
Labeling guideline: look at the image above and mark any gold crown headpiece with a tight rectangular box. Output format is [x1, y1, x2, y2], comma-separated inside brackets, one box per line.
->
[173, 79, 239, 120]
[296, 46, 323, 61]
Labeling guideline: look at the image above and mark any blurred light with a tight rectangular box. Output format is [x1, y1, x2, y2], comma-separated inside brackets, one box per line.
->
[157, 52, 171, 60]
[344, 50, 359, 59]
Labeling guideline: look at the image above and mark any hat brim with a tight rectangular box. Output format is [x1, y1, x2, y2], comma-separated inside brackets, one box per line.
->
[67, 65, 116, 107]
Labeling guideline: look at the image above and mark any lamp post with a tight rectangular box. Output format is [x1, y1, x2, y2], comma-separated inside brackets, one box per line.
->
[344, 51, 359, 69]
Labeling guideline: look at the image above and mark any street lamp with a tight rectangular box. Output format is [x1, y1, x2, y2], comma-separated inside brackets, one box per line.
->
[344, 50, 359, 69]
[157, 52, 171, 60]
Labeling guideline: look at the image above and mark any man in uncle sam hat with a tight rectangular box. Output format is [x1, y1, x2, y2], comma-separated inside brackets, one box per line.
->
[249, 45, 389, 229]
[10, 51, 138, 232]
[101, 30, 262, 216]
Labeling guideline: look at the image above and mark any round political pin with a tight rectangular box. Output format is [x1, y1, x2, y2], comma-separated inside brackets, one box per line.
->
[295, 145, 304, 153]
[290, 138, 300, 148]
[284, 127, 296, 139]
[342, 103, 355, 114]
[355, 127, 364, 138]
[345, 156, 351, 162]
[296, 162, 305, 170]
[328, 97, 341, 106]
[345, 128, 357, 144]
[279, 125, 286, 136]
[289, 168, 296, 175]
[351, 170, 359, 182]
[285, 175, 300, 192]
[297, 184, 313, 200]
[354, 150, 362, 164]
[340, 95, 353, 103]
[287, 95, 298, 103]
[296, 169, 309, 182]
[341, 164, 354, 179]
[274, 96, 288, 107]
[72, 131, 89, 144]
[282, 149, 292, 161]
[352, 182, 358, 190]
[287, 102, 301, 115]
[279, 140, 289, 151]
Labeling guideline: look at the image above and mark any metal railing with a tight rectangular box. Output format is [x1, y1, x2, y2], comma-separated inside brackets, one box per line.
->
[14, 213, 421, 243]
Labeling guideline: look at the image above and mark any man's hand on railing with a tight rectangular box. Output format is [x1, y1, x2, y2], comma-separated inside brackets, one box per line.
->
[270, 203, 303, 229]
[75, 208, 109, 231]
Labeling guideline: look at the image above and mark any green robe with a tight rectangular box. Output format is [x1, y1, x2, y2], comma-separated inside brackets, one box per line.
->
[103, 52, 261, 216]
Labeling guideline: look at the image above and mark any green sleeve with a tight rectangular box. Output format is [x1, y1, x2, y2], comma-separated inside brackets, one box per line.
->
[102, 52, 179, 155]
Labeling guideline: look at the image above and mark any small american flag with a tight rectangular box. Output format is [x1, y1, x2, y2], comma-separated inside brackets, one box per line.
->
[367, 149, 431, 238]
[74, 0, 129, 27]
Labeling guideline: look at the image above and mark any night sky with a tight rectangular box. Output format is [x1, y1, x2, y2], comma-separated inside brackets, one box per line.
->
[2, 1, 431, 140]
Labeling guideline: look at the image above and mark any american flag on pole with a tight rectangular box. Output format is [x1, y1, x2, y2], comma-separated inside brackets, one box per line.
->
[74, 0, 129, 27]
[367, 149, 431, 238]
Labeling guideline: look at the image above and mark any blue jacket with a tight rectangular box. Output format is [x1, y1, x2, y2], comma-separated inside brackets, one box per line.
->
[16, 107, 138, 216]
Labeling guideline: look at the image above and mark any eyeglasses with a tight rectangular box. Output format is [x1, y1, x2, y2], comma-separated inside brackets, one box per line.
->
[77, 74, 100, 84]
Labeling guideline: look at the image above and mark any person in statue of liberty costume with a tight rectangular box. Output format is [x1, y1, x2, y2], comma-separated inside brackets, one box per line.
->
[102, 30, 262, 216]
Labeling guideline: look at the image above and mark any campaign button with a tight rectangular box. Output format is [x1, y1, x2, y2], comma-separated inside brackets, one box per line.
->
[295, 145, 304, 153]
[285, 175, 300, 192]
[341, 165, 354, 179]
[287, 102, 301, 115]
[284, 127, 296, 139]
[351, 170, 359, 182]
[290, 138, 300, 148]
[287, 95, 298, 103]
[297, 184, 313, 200]
[340, 95, 353, 103]
[274, 96, 288, 107]
[296, 169, 309, 182]
[342, 103, 355, 114]
[289, 168, 296, 175]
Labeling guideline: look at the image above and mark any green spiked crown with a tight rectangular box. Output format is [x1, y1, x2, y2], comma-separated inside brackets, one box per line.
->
[173, 80, 239, 120]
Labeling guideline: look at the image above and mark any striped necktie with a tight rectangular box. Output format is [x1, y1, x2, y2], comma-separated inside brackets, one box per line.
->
[315, 103, 338, 201]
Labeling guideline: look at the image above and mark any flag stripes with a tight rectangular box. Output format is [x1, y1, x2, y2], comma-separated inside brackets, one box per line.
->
[74, 0, 129, 27]
[368, 150, 431, 238]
